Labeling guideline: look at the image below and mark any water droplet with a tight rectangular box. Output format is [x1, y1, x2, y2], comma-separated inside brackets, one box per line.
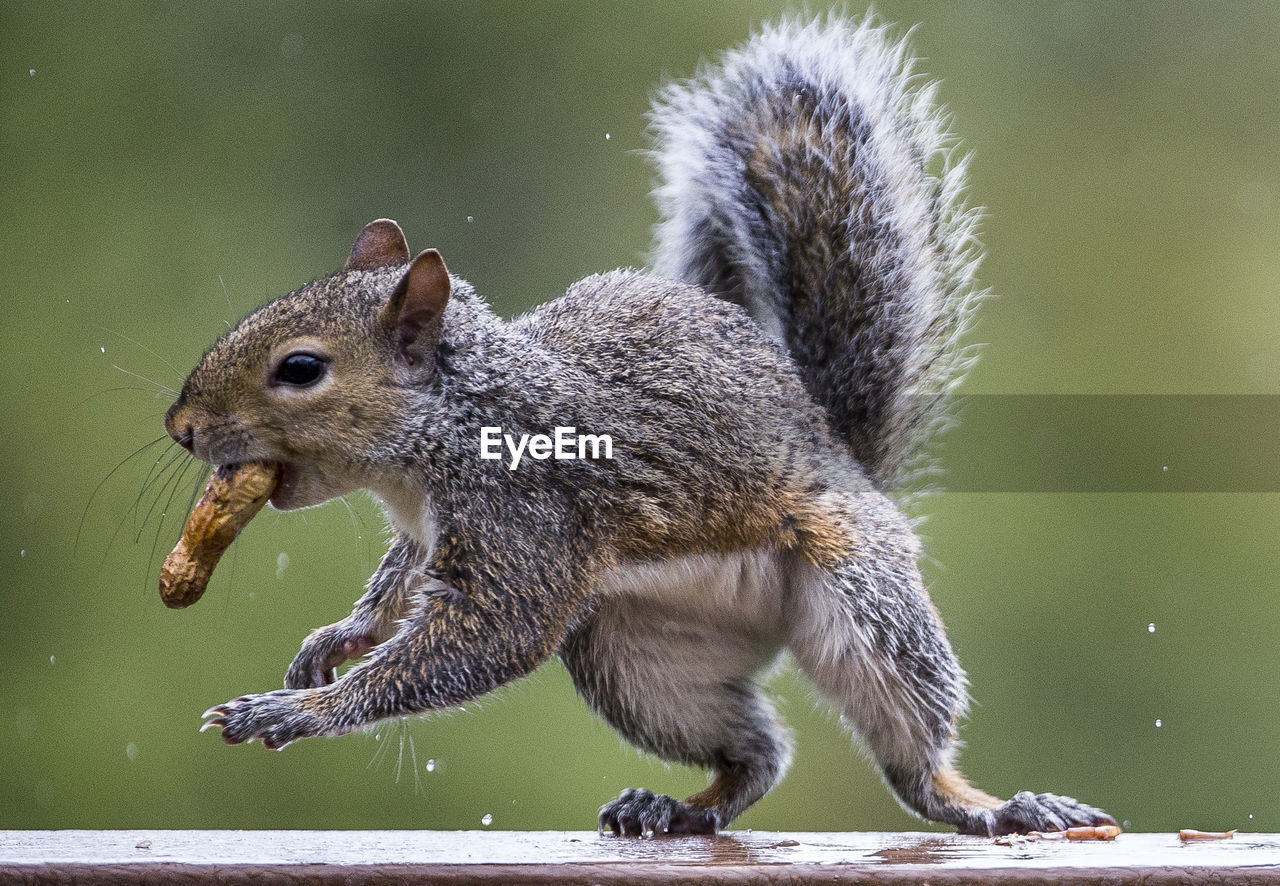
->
[481, 813, 493, 826]
[49, 655, 55, 664]
[1162, 465, 1169, 472]
[1250, 813, 1255, 819]
[276, 551, 290, 579]
[125, 743, 138, 760]
[374, 733, 381, 741]
[466, 216, 475, 223]
[425, 759, 436, 772]
[29, 69, 35, 77]
[1155, 719, 1162, 728]
[99, 346, 106, 354]
[604, 132, 612, 140]
[1147, 623, 1156, 633]
[20, 549, 26, 558]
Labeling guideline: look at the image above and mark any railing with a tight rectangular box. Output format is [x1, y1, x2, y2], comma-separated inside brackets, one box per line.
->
[2, 829, 1277, 884]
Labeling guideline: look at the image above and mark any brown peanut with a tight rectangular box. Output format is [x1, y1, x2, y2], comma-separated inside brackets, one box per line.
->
[1179, 829, 1236, 841]
[159, 461, 278, 609]
[1064, 825, 1122, 841]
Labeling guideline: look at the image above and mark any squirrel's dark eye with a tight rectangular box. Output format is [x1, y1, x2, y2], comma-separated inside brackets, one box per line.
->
[274, 352, 328, 387]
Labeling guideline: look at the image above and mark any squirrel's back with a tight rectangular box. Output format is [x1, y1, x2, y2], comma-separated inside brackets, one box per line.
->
[650, 17, 982, 489]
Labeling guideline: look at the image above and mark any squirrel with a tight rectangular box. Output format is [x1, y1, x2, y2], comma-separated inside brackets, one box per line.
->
[169, 17, 1114, 836]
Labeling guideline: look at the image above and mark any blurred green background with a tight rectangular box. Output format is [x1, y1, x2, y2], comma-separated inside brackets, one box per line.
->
[3, 1, 1279, 834]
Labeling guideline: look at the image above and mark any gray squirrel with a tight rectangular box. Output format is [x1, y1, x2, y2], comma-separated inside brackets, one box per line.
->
[169, 17, 1114, 836]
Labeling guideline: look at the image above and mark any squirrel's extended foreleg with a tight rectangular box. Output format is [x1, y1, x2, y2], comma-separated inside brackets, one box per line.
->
[788, 513, 1114, 835]
[284, 535, 428, 689]
[206, 584, 579, 748]
[205, 518, 592, 748]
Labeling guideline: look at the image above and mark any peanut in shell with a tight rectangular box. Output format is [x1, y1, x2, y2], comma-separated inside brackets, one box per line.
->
[1179, 829, 1236, 841]
[159, 461, 279, 609]
[1063, 825, 1122, 841]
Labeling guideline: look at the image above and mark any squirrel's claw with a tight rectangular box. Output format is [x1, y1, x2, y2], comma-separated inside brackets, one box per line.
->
[199, 717, 226, 733]
[599, 788, 718, 838]
[199, 688, 322, 749]
[966, 791, 1117, 836]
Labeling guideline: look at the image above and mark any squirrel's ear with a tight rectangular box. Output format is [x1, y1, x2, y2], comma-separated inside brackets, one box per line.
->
[346, 219, 410, 271]
[383, 248, 452, 370]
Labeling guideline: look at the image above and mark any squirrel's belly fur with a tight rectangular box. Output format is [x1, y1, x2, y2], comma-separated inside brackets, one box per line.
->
[597, 548, 793, 640]
[172, 14, 1115, 838]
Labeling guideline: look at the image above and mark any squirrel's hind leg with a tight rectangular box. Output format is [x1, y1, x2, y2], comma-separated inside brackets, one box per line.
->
[787, 543, 1114, 835]
[561, 560, 791, 836]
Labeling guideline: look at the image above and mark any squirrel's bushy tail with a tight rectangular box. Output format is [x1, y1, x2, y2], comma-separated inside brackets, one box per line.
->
[650, 16, 982, 489]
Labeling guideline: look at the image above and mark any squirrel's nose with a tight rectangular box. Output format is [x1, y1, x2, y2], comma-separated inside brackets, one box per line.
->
[164, 396, 193, 450]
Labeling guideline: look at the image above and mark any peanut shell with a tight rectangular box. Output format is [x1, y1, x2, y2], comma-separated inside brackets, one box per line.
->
[159, 461, 278, 609]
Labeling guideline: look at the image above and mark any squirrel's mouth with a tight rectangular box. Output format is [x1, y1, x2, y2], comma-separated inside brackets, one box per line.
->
[268, 462, 291, 509]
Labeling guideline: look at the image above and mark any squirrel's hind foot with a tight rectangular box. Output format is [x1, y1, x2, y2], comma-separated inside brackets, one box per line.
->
[964, 791, 1116, 836]
[598, 788, 718, 837]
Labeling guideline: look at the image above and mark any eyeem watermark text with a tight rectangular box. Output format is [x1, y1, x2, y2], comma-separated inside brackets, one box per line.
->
[480, 426, 614, 470]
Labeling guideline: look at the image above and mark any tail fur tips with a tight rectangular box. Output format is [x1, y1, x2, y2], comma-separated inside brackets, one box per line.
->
[649, 16, 984, 490]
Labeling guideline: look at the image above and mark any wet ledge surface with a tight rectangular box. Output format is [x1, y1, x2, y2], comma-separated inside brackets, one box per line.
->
[2, 830, 1279, 884]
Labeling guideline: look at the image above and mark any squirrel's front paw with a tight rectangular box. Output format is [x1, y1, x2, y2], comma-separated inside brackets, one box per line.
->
[599, 788, 718, 837]
[284, 625, 375, 689]
[965, 791, 1116, 836]
[202, 688, 326, 750]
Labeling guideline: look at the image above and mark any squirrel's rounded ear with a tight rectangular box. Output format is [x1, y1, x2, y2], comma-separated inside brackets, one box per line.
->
[383, 249, 452, 370]
[346, 219, 411, 271]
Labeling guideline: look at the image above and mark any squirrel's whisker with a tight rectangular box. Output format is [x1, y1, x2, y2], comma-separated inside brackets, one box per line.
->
[218, 274, 235, 328]
[136, 450, 197, 544]
[75, 386, 171, 408]
[111, 363, 179, 397]
[131, 446, 188, 538]
[98, 445, 183, 576]
[144, 456, 206, 597]
[95, 325, 186, 382]
[75, 434, 171, 558]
